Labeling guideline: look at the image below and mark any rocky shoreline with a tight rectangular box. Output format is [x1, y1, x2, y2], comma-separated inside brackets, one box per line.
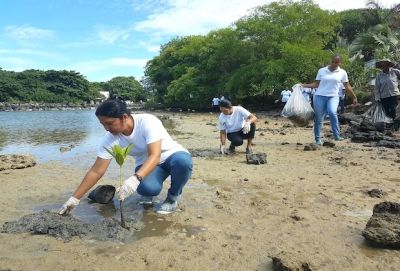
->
[0, 102, 146, 112]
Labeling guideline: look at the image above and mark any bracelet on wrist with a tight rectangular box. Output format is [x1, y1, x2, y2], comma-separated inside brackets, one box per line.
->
[134, 173, 143, 181]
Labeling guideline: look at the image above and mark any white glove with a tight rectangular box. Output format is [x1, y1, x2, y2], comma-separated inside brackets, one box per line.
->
[116, 175, 140, 201]
[274, 100, 279, 103]
[243, 121, 251, 134]
[220, 145, 227, 154]
[59, 196, 80, 214]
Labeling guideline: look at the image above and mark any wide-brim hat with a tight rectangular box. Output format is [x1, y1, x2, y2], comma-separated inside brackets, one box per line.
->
[375, 59, 395, 69]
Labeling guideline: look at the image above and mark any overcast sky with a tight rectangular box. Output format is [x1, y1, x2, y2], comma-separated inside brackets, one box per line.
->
[0, 0, 398, 82]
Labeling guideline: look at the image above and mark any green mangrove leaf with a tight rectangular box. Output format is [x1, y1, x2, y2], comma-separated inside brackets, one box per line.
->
[115, 153, 124, 166]
[123, 143, 134, 158]
[103, 146, 116, 158]
[113, 145, 123, 154]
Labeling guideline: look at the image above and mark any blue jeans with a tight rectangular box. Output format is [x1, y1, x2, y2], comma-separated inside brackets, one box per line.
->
[339, 98, 345, 114]
[313, 95, 340, 141]
[136, 151, 193, 201]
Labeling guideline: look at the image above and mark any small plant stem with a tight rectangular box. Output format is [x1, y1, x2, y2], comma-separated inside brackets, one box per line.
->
[120, 200, 127, 228]
[119, 166, 127, 228]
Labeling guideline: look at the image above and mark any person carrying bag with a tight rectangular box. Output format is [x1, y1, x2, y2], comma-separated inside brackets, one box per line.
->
[374, 59, 400, 130]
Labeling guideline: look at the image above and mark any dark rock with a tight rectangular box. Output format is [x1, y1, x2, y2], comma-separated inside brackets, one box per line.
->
[322, 142, 335, 147]
[246, 153, 267, 165]
[88, 185, 116, 204]
[376, 140, 400, 149]
[358, 119, 390, 133]
[59, 147, 71, 152]
[367, 189, 386, 198]
[0, 154, 36, 171]
[362, 201, 400, 247]
[304, 144, 319, 151]
[351, 132, 385, 143]
[338, 114, 359, 125]
[272, 251, 314, 271]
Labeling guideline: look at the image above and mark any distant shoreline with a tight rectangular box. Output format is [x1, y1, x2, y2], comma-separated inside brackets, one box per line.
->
[0, 102, 275, 113]
[0, 102, 146, 112]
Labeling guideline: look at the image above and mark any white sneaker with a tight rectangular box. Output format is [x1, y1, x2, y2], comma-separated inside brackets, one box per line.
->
[156, 199, 177, 214]
[139, 196, 153, 205]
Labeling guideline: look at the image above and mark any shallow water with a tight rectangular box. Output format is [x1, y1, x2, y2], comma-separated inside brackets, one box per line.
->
[0, 110, 105, 164]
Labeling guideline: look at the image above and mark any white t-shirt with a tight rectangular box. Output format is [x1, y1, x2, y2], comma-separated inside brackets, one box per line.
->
[315, 66, 349, 97]
[302, 87, 312, 102]
[98, 114, 188, 166]
[218, 106, 251, 133]
[280, 90, 292, 102]
[212, 97, 220, 105]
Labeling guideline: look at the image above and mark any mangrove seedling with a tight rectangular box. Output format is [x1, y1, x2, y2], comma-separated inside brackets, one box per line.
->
[104, 143, 134, 229]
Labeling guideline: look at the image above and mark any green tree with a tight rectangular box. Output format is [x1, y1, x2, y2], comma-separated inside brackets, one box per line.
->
[339, 9, 371, 43]
[232, 0, 341, 95]
[144, 36, 209, 104]
[0, 70, 22, 102]
[349, 1, 399, 62]
[145, 0, 343, 106]
[103, 76, 146, 102]
[0, 68, 91, 103]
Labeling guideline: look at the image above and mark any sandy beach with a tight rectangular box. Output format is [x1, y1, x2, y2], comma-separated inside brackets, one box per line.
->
[1, 110, 400, 271]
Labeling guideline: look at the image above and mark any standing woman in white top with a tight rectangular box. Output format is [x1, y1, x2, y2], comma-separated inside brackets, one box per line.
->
[212, 95, 220, 112]
[302, 54, 357, 145]
[59, 98, 193, 215]
[275, 86, 292, 109]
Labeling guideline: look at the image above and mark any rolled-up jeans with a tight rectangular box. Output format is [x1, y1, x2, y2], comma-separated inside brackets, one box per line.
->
[313, 95, 340, 141]
[136, 151, 193, 201]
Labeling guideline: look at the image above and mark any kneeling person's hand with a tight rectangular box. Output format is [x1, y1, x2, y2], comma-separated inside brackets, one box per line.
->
[220, 145, 228, 154]
[242, 121, 251, 134]
[59, 196, 80, 214]
[116, 175, 140, 201]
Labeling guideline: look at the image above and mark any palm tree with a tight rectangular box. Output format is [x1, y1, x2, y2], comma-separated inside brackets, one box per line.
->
[351, 24, 400, 64]
[349, 1, 400, 62]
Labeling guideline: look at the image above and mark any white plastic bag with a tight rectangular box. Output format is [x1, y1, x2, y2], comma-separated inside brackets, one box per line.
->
[281, 84, 315, 127]
[362, 102, 393, 123]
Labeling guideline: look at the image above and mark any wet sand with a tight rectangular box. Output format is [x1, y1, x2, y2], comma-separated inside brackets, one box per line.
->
[1, 111, 400, 270]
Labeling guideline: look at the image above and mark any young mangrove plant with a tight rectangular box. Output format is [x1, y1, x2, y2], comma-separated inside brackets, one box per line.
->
[104, 143, 134, 228]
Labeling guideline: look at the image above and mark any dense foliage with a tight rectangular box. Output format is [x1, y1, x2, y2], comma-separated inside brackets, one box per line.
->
[0, 68, 146, 103]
